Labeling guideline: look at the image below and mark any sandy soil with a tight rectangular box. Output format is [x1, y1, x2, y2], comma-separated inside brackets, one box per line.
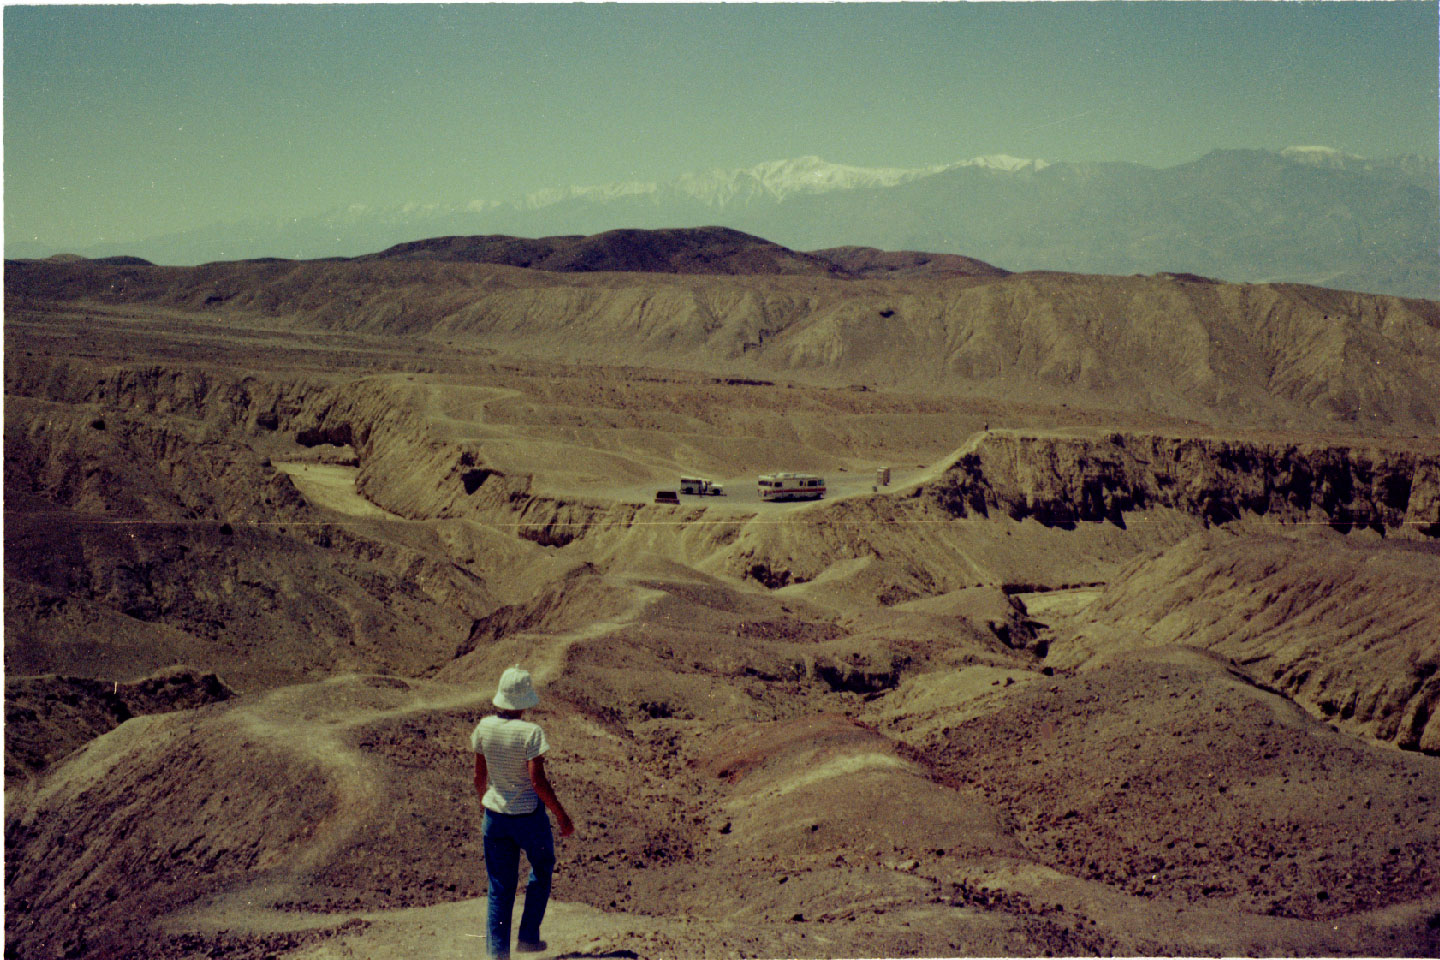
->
[273, 462, 403, 520]
[5, 287, 1439, 959]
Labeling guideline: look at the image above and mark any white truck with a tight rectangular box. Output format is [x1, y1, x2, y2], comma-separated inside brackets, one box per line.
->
[680, 476, 725, 496]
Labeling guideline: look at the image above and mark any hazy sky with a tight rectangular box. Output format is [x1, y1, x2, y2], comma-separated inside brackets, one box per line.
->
[4, 2, 1437, 249]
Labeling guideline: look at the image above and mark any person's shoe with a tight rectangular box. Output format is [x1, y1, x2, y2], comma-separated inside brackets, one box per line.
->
[516, 939, 547, 953]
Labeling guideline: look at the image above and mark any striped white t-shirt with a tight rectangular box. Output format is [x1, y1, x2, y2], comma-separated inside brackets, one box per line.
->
[471, 715, 549, 814]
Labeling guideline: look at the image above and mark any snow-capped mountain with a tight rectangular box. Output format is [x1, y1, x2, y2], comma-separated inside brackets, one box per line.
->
[514, 156, 983, 211]
[1281, 144, 1368, 167]
[953, 154, 1051, 174]
[1279, 145, 1434, 181]
[510, 155, 1054, 211]
[13, 148, 1435, 300]
[674, 156, 943, 205]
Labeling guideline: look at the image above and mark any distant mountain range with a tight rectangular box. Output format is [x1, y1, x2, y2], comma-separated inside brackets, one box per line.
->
[12, 147, 1437, 299]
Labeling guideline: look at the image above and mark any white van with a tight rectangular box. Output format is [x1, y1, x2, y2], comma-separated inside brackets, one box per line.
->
[680, 477, 725, 496]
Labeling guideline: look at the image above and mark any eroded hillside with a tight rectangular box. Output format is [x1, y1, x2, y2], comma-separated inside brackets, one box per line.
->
[1052, 532, 1440, 752]
[5, 252, 1440, 959]
[8, 231, 1440, 433]
[926, 431, 1439, 531]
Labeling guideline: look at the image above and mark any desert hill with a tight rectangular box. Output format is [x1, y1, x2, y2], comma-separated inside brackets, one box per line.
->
[356, 226, 849, 277]
[6, 231, 1439, 434]
[5, 236, 1440, 958]
[806, 246, 1011, 279]
[21, 253, 156, 266]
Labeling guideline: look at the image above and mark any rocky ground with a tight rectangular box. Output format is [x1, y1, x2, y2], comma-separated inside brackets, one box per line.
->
[5, 254, 1440, 958]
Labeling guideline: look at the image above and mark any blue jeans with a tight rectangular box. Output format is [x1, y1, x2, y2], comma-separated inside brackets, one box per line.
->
[482, 808, 555, 959]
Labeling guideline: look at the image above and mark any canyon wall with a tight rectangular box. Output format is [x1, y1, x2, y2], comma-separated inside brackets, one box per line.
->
[926, 431, 1439, 534]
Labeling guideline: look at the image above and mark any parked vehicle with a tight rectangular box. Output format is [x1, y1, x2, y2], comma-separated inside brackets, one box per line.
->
[757, 472, 825, 501]
[655, 490, 681, 504]
[680, 476, 725, 496]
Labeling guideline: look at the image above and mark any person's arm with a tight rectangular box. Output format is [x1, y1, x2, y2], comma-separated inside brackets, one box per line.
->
[474, 753, 487, 801]
[528, 756, 574, 837]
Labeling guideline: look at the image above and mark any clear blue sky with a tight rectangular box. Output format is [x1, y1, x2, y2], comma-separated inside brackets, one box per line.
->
[4, 2, 1437, 249]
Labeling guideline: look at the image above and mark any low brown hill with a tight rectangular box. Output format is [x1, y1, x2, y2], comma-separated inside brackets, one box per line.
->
[356, 226, 847, 277]
[7, 248, 1438, 432]
[26, 253, 153, 266]
[809, 245, 1010, 278]
[93, 255, 154, 266]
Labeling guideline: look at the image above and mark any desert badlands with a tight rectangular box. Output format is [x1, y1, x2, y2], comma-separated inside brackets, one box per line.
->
[5, 228, 1440, 958]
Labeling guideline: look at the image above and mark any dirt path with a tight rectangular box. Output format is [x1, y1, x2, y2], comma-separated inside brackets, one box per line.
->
[1013, 587, 1102, 618]
[529, 581, 669, 688]
[417, 381, 527, 443]
[159, 670, 686, 958]
[172, 896, 671, 959]
[168, 679, 496, 918]
[273, 462, 403, 520]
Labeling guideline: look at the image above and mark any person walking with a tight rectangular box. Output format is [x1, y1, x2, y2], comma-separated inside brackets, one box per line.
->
[471, 667, 575, 959]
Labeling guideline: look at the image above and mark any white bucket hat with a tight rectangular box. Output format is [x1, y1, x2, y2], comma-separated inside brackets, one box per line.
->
[493, 666, 540, 710]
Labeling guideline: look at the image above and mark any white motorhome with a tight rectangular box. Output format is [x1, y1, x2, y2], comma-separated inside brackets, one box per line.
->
[757, 472, 825, 501]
